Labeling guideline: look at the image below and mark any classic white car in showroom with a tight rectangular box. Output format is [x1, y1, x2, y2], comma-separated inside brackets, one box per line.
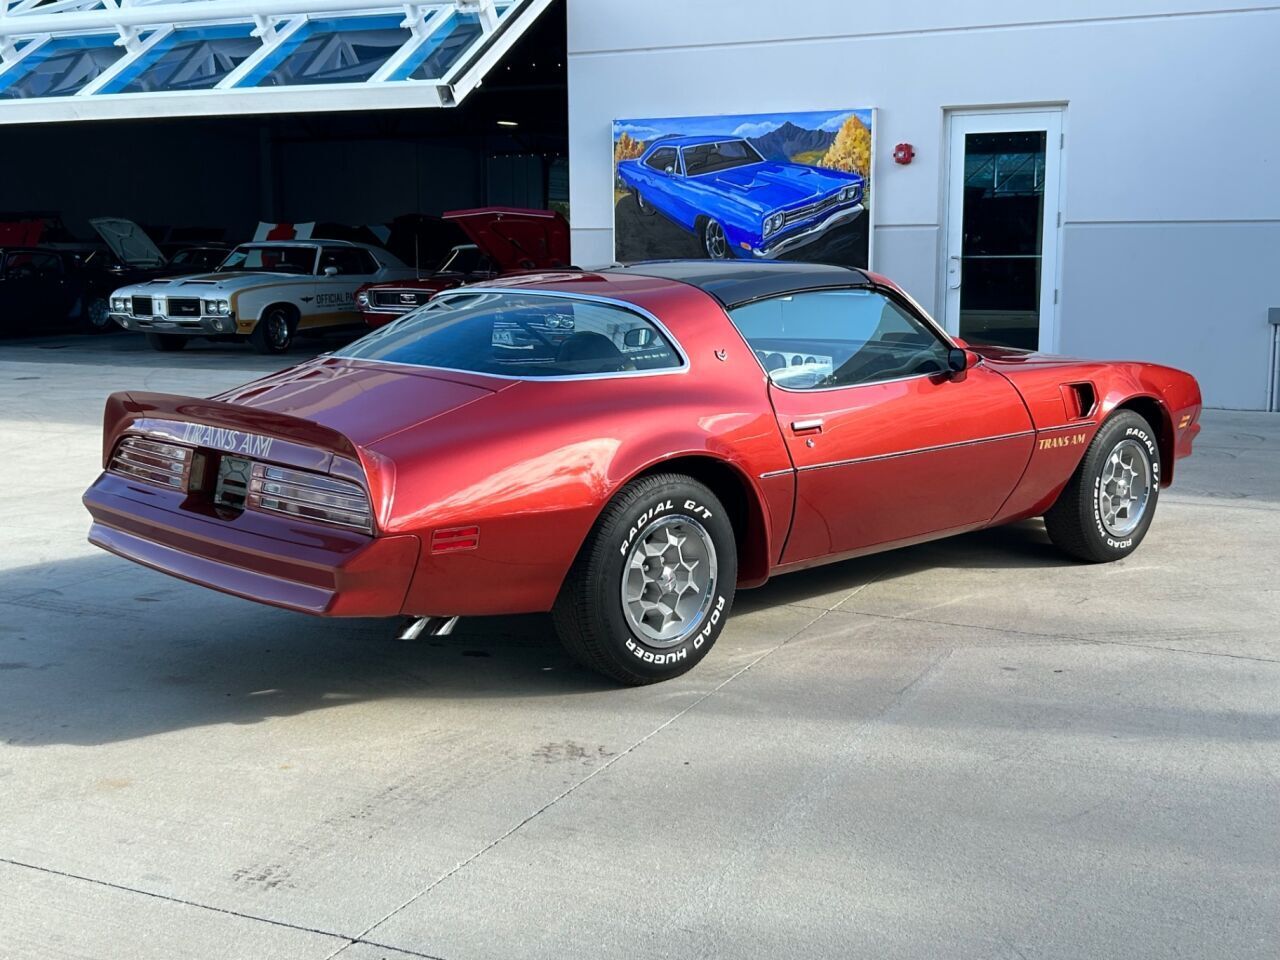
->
[108, 239, 415, 353]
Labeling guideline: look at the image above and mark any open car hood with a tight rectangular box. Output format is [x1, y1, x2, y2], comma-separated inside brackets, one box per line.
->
[443, 207, 570, 273]
[90, 217, 167, 268]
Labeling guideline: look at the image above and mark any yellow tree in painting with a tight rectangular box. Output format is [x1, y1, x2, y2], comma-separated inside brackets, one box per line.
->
[614, 132, 646, 165]
[819, 115, 872, 178]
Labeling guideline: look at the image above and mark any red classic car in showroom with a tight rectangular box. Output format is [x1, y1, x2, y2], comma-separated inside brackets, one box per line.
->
[355, 206, 571, 328]
[83, 261, 1201, 685]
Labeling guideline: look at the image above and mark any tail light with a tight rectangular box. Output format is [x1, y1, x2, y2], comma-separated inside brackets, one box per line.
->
[248, 464, 373, 534]
[109, 437, 193, 490]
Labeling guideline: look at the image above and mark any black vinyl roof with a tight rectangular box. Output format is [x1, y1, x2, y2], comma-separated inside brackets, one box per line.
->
[612, 259, 871, 308]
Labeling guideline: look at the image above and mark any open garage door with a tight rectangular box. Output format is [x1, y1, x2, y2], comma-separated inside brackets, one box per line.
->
[0, 0, 553, 123]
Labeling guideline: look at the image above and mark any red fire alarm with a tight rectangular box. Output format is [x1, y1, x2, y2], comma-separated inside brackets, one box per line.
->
[893, 142, 915, 165]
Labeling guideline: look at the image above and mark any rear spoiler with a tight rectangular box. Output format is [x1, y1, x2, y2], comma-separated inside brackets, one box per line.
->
[103, 391, 362, 471]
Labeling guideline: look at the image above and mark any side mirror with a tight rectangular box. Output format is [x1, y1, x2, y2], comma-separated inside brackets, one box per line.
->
[947, 347, 969, 374]
[323, 266, 339, 277]
[624, 328, 654, 348]
[664, 165, 675, 175]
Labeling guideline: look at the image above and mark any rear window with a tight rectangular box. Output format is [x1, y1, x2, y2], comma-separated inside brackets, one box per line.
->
[335, 291, 683, 378]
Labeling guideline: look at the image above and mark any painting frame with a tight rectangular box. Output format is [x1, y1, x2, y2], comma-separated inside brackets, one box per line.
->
[612, 107, 876, 269]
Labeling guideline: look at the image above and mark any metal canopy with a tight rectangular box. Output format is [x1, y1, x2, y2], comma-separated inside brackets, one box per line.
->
[0, 0, 551, 123]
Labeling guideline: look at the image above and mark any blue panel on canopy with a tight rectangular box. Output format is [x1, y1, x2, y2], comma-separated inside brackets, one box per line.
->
[0, 34, 124, 99]
[236, 14, 411, 88]
[100, 23, 259, 94]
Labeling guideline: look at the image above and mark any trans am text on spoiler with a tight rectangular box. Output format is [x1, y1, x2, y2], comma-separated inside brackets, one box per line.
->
[84, 262, 1201, 685]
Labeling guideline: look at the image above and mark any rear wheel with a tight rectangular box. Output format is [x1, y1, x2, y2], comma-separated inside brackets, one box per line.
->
[1044, 410, 1161, 562]
[145, 332, 187, 352]
[84, 296, 113, 334]
[249, 305, 295, 354]
[553, 473, 737, 685]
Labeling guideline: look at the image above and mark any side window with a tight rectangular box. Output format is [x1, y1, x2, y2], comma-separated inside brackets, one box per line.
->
[31, 253, 63, 280]
[318, 248, 367, 276]
[645, 147, 679, 174]
[727, 289, 950, 390]
[357, 250, 380, 274]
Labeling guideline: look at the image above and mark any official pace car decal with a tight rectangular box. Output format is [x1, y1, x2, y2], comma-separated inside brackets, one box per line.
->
[180, 423, 275, 459]
[314, 291, 355, 309]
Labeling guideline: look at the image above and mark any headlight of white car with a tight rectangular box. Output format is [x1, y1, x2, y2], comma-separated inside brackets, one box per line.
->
[202, 299, 231, 316]
[110, 296, 129, 312]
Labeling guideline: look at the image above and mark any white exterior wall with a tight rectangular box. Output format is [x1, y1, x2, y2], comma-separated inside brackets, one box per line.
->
[566, 1, 1280, 409]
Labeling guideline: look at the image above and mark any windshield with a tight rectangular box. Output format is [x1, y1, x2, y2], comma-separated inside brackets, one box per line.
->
[335, 291, 683, 378]
[437, 245, 493, 276]
[681, 139, 764, 177]
[217, 245, 316, 274]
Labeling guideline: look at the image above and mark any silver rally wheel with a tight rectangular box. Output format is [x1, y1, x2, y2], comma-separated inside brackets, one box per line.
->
[1044, 409, 1162, 563]
[1097, 437, 1152, 538]
[552, 472, 737, 685]
[620, 515, 718, 648]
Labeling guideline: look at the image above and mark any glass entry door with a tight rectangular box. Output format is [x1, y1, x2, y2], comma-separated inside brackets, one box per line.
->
[944, 110, 1063, 352]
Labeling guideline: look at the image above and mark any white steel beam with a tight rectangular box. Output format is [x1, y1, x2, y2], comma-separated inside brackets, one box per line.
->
[367, 4, 452, 82]
[0, 76, 447, 122]
[0, 29, 46, 67]
[445, 0, 546, 104]
[75, 21, 171, 95]
[214, 14, 305, 89]
[0, 0, 409, 37]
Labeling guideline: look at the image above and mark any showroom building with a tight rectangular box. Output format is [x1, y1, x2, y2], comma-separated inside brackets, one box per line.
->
[566, 1, 1280, 411]
[1, 0, 1277, 409]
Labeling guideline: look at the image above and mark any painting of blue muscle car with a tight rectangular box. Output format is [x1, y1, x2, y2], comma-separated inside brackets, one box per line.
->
[613, 109, 874, 267]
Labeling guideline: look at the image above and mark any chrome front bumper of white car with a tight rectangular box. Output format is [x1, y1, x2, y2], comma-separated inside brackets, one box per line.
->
[111, 313, 238, 335]
[754, 202, 866, 258]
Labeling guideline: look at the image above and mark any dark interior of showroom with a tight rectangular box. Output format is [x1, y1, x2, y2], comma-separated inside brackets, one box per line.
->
[0, 0, 567, 258]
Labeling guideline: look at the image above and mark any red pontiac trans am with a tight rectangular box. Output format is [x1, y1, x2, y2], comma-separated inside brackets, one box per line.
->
[355, 207, 571, 329]
[83, 261, 1201, 685]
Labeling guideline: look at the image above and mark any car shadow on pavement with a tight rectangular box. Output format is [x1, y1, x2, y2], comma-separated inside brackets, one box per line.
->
[0, 520, 1071, 747]
[0, 553, 622, 748]
[736, 519, 1073, 613]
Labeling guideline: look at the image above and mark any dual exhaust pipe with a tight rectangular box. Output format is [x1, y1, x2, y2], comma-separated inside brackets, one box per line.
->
[397, 616, 459, 641]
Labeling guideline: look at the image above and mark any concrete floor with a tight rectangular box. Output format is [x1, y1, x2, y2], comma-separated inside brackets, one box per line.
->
[1, 333, 1276, 960]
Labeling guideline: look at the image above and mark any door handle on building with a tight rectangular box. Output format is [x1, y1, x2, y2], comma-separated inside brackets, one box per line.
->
[947, 255, 962, 290]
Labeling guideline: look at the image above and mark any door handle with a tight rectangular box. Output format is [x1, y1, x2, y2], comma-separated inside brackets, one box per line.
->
[947, 255, 962, 290]
[791, 418, 824, 434]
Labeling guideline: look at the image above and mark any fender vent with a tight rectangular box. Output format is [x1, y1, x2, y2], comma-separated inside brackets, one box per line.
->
[431, 526, 480, 554]
[1061, 382, 1096, 420]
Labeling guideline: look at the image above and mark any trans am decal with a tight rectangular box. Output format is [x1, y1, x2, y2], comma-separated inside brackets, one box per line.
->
[180, 423, 275, 458]
[613, 108, 875, 268]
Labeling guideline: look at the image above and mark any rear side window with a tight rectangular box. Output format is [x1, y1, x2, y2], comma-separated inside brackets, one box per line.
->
[728, 288, 950, 390]
[319, 247, 373, 275]
[336, 291, 683, 379]
[4, 252, 62, 279]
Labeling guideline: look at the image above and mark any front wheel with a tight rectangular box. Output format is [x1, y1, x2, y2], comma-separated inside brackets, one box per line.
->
[1044, 410, 1162, 562]
[249, 306, 295, 355]
[701, 217, 732, 260]
[635, 191, 656, 216]
[553, 473, 737, 685]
